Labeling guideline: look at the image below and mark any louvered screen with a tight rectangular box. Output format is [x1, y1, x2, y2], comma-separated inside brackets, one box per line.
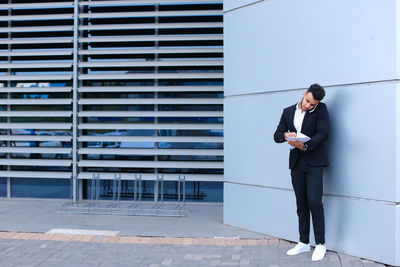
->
[0, 1, 74, 184]
[0, 0, 223, 199]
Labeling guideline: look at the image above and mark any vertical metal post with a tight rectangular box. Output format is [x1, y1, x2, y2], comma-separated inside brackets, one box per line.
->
[154, 177, 158, 203]
[133, 175, 138, 202]
[112, 176, 116, 202]
[6, 178, 11, 199]
[72, 0, 79, 202]
[159, 174, 164, 207]
[154, 2, 159, 183]
[182, 175, 186, 205]
[138, 174, 142, 207]
[95, 173, 100, 206]
[177, 176, 181, 203]
[6, 1, 11, 199]
[113, 174, 121, 207]
[90, 173, 96, 201]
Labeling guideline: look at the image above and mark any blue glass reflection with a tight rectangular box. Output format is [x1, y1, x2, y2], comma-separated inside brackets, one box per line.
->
[0, 178, 6, 197]
[84, 180, 222, 202]
[11, 178, 70, 199]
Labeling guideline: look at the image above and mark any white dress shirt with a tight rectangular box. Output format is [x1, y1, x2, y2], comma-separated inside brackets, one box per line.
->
[293, 100, 317, 133]
[294, 102, 306, 133]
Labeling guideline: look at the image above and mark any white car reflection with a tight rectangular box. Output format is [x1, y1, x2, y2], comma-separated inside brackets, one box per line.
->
[37, 131, 63, 159]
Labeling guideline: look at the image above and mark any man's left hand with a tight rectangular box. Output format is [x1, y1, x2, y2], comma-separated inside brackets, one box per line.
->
[287, 140, 304, 150]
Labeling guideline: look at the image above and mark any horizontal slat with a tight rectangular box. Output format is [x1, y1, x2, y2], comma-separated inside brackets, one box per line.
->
[0, 123, 72, 129]
[0, 87, 72, 93]
[78, 172, 223, 182]
[79, 135, 222, 142]
[78, 73, 223, 80]
[80, 0, 222, 6]
[0, 135, 71, 141]
[80, 10, 221, 19]
[79, 48, 222, 55]
[1, 159, 72, 166]
[78, 111, 222, 117]
[0, 99, 72, 105]
[0, 1, 225, 185]
[0, 14, 74, 21]
[1, 51, 72, 56]
[0, 75, 72, 81]
[0, 2, 73, 8]
[78, 123, 222, 130]
[0, 26, 73, 33]
[0, 171, 72, 179]
[0, 147, 71, 154]
[78, 86, 223, 92]
[78, 160, 223, 169]
[79, 148, 223, 156]
[80, 22, 222, 31]
[79, 60, 222, 68]
[0, 111, 72, 117]
[79, 35, 222, 43]
[79, 98, 222, 105]
[2, 63, 72, 68]
[1, 38, 73, 44]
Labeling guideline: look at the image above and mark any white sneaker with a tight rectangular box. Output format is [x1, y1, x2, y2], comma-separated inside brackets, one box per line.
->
[286, 242, 310, 256]
[312, 244, 326, 261]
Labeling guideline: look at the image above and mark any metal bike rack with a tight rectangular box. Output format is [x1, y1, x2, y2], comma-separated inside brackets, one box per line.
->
[60, 174, 189, 217]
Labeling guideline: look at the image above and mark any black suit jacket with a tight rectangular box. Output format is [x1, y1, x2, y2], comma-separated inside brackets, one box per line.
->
[274, 102, 329, 169]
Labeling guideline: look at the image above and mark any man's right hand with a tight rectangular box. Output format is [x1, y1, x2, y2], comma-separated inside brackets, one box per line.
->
[284, 132, 297, 140]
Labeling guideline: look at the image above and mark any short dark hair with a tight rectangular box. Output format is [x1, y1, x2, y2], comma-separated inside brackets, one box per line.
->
[307, 83, 325, 101]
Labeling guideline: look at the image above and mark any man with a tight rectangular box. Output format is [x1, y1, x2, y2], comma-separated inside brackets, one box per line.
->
[273, 84, 329, 261]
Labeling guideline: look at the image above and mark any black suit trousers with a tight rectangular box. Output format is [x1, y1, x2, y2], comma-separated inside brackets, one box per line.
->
[290, 153, 325, 245]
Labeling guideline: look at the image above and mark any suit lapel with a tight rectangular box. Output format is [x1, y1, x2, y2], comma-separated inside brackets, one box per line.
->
[301, 111, 310, 133]
[289, 104, 297, 132]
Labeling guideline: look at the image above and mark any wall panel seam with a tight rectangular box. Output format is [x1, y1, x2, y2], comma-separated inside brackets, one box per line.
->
[225, 79, 400, 98]
[223, 0, 264, 14]
[224, 181, 398, 205]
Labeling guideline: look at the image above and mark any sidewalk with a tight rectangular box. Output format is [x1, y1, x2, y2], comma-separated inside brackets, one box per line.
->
[0, 199, 389, 267]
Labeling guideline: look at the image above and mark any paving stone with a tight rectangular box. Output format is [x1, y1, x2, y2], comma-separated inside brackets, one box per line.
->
[239, 259, 250, 265]
[350, 260, 365, 267]
[0, 224, 383, 267]
[279, 239, 291, 246]
[233, 245, 242, 251]
[338, 253, 363, 262]
[193, 254, 203, 260]
[232, 254, 241, 260]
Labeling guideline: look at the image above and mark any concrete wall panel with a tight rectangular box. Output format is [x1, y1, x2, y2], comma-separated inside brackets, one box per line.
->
[397, 83, 400, 203]
[223, 182, 298, 241]
[323, 83, 397, 201]
[396, 206, 400, 264]
[224, 0, 400, 265]
[224, 0, 397, 96]
[225, 83, 397, 201]
[224, 182, 398, 265]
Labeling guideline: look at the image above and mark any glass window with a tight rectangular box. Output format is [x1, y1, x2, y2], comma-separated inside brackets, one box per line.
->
[0, 178, 6, 197]
[11, 178, 70, 199]
[83, 180, 222, 202]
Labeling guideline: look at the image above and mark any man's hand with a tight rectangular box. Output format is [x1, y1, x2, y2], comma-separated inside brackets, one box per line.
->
[287, 140, 305, 150]
[284, 132, 297, 139]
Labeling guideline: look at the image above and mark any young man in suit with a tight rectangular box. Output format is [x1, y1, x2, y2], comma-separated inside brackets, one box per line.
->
[273, 84, 329, 261]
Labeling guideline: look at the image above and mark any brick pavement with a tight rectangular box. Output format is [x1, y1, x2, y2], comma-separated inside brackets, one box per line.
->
[0, 231, 390, 267]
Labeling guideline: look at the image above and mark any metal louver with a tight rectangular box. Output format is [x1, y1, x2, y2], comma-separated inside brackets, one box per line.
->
[0, 0, 223, 200]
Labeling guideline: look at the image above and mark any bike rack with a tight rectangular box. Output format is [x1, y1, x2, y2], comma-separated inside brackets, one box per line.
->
[60, 174, 189, 217]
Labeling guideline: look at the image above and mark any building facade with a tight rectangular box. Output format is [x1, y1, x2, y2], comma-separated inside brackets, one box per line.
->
[0, 0, 223, 202]
[224, 0, 400, 265]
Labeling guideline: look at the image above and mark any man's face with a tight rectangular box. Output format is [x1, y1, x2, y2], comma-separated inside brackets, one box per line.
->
[300, 92, 319, 111]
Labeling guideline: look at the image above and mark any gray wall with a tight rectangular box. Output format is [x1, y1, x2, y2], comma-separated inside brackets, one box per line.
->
[223, 0, 400, 265]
